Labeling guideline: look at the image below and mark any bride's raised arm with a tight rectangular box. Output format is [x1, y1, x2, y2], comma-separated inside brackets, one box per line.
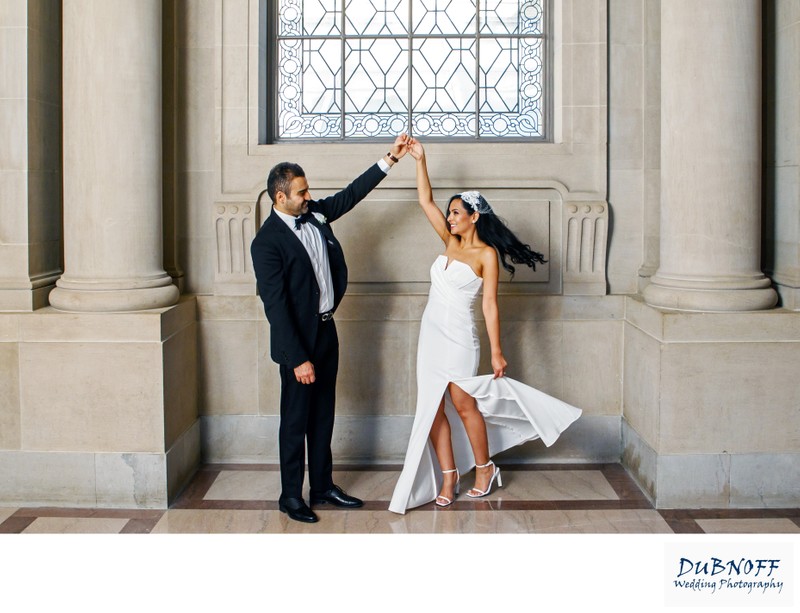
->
[408, 140, 450, 244]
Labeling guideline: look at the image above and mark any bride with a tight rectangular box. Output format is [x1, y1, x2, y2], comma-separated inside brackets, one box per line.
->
[388, 138, 582, 514]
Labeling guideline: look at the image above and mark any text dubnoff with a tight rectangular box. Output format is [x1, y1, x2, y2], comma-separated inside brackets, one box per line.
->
[664, 541, 794, 608]
[673, 556, 784, 595]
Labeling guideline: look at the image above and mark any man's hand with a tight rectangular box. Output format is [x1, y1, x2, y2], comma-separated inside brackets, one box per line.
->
[294, 361, 316, 385]
[390, 133, 411, 160]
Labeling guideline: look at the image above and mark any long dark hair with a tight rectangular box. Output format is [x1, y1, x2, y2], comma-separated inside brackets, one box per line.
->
[448, 193, 547, 278]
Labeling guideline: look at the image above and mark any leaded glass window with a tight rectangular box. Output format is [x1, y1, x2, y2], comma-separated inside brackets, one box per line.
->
[269, 1, 548, 141]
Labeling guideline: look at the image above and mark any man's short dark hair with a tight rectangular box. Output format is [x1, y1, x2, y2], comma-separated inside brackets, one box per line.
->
[267, 162, 305, 203]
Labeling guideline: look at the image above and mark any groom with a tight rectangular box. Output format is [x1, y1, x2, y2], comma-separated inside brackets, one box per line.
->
[251, 135, 409, 523]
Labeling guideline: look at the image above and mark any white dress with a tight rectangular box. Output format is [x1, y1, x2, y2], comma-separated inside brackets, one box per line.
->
[388, 255, 582, 514]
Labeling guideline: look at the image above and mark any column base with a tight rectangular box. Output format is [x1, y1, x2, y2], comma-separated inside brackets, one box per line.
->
[49, 280, 180, 312]
[623, 423, 800, 509]
[0, 298, 198, 508]
[0, 425, 200, 508]
[643, 275, 778, 312]
[0, 272, 62, 312]
[623, 297, 800, 508]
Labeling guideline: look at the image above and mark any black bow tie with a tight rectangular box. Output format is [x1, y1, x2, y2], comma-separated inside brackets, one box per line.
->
[294, 212, 313, 230]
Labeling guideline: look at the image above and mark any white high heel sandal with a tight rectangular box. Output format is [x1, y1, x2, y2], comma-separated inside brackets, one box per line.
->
[435, 468, 460, 507]
[466, 460, 502, 498]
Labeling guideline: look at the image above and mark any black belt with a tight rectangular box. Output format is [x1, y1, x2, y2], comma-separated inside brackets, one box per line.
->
[319, 310, 334, 321]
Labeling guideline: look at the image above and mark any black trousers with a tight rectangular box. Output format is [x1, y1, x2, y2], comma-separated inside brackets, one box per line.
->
[277, 318, 338, 501]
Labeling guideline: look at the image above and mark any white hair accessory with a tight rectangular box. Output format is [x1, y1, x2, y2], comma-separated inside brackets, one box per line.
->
[459, 191, 493, 215]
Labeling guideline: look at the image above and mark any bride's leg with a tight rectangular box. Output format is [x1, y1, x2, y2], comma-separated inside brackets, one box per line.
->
[448, 383, 495, 495]
[429, 396, 459, 504]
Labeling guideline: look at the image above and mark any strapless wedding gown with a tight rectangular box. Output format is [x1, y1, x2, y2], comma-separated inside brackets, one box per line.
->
[388, 254, 582, 514]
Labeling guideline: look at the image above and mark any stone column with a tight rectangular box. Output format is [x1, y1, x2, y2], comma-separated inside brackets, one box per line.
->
[49, 0, 179, 312]
[643, 0, 777, 312]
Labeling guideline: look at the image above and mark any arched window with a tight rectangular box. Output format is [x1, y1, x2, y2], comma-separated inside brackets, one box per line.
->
[265, 0, 550, 142]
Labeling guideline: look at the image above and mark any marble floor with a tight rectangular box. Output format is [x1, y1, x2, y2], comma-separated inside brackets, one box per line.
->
[2, 462, 799, 534]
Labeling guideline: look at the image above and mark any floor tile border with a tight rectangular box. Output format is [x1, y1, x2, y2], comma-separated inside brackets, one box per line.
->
[658, 510, 800, 534]
[0, 508, 165, 534]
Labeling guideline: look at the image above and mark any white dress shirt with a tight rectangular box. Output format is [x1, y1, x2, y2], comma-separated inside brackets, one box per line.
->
[274, 208, 335, 313]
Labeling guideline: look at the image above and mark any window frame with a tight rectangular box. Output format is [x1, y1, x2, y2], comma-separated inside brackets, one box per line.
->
[260, 0, 553, 144]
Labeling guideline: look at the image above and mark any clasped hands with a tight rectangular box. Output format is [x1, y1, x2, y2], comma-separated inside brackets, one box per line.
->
[389, 133, 427, 162]
[389, 133, 413, 162]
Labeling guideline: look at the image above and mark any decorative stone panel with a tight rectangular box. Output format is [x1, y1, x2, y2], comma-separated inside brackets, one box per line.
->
[563, 201, 608, 295]
[213, 202, 257, 295]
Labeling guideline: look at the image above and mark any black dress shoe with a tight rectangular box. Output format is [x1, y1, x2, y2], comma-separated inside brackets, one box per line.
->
[310, 485, 364, 508]
[278, 497, 319, 523]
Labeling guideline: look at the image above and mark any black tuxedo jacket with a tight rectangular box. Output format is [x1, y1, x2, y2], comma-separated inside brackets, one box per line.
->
[251, 163, 387, 368]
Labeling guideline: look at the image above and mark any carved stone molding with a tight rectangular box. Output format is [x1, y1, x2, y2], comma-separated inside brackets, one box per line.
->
[563, 201, 608, 295]
[213, 202, 257, 295]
